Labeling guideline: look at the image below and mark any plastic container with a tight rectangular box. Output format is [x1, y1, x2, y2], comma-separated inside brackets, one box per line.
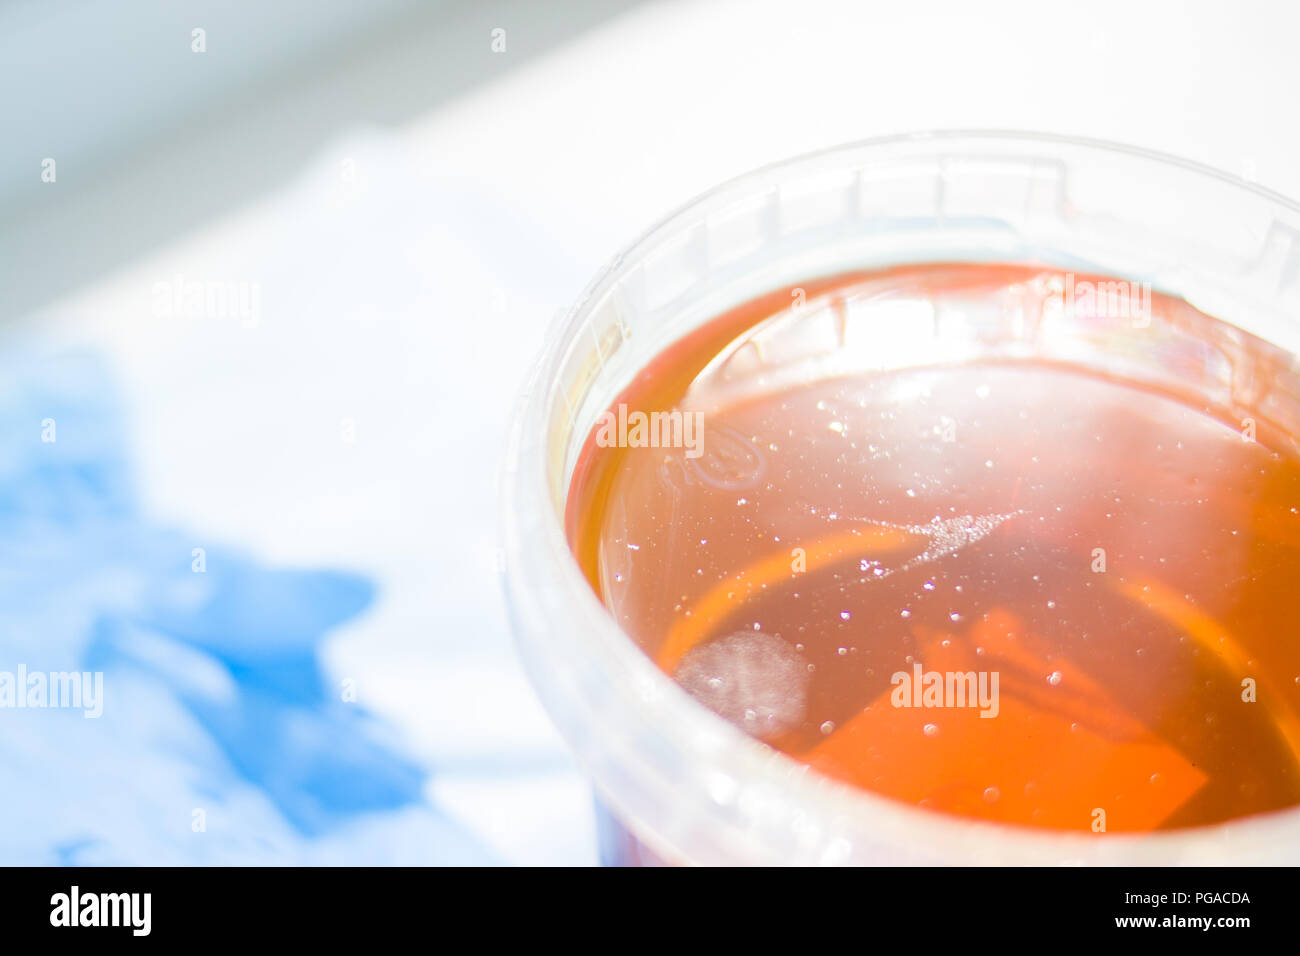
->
[500, 131, 1300, 865]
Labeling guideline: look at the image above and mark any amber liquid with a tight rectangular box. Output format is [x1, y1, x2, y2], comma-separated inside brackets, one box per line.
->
[567, 263, 1300, 832]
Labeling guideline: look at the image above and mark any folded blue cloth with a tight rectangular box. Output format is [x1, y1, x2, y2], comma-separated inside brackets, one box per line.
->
[0, 349, 493, 863]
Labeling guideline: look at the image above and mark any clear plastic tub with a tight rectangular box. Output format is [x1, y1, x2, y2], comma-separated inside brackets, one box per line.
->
[500, 132, 1300, 865]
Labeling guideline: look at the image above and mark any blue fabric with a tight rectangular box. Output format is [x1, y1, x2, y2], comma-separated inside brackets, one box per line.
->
[0, 350, 493, 863]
